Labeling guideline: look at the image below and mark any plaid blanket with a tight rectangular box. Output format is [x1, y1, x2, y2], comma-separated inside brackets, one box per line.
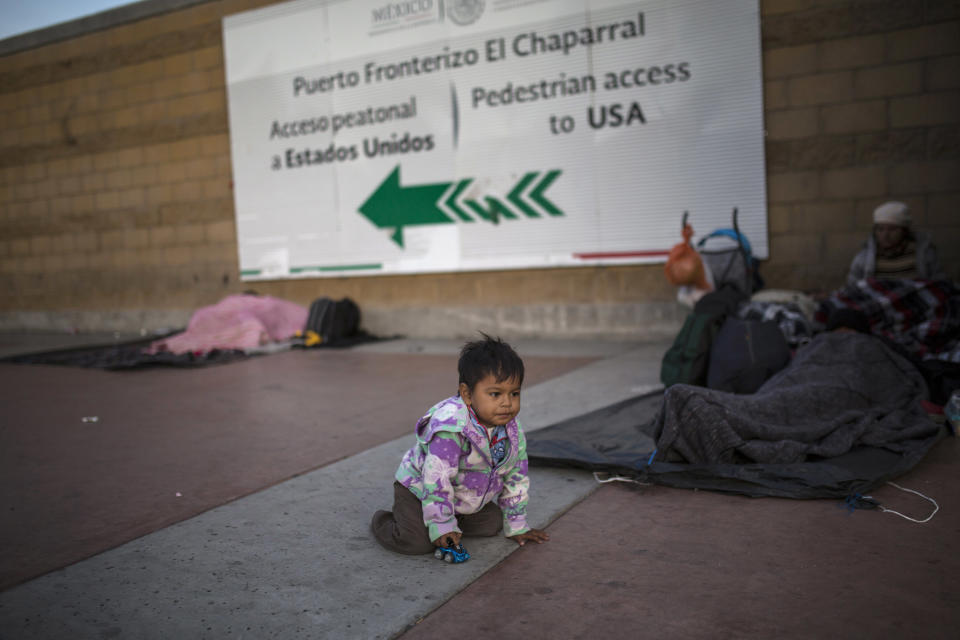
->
[815, 279, 960, 363]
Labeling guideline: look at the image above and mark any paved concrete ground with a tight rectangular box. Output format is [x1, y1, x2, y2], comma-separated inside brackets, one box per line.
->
[0, 332, 956, 639]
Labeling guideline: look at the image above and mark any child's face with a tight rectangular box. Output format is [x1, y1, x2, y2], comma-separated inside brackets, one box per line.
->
[459, 374, 521, 429]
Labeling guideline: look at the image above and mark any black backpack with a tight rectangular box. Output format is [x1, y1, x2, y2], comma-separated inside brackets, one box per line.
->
[304, 297, 360, 345]
[660, 286, 746, 387]
[706, 316, 791, 394]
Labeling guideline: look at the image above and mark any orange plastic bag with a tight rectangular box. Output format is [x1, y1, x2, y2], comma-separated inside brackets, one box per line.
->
[664, 221, 710, 290]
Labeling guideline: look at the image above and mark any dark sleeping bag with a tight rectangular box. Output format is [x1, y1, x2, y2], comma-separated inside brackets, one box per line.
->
[706, 317, 791, 393]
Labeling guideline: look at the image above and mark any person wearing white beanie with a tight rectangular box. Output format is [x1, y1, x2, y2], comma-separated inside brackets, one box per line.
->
[847, 201, 944, 286]
[872, 201, 911, 227]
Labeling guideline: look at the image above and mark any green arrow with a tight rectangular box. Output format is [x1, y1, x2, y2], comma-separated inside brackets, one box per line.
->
[358, 165, 453, 247]
[359, 167, 564, 246]
[530, 170, 563, 216]
[507, 172, 541, 218]
[444, 178, 474, 222]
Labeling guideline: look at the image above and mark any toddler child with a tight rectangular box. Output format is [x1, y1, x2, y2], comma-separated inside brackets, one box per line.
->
[371, 334, 550, 554]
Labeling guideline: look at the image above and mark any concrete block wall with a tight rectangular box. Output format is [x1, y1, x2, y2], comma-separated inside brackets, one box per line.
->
[761, 0, 960, 290]
[0, 0, 957, 337]
[0, 0, 251, 330]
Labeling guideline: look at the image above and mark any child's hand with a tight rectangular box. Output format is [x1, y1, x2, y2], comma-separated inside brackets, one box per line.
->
[434, 532, 462, 548]
[509, 528, 550, 546]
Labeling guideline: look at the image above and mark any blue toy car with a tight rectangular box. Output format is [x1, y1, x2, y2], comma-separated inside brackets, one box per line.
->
[434, 541, 470, 564]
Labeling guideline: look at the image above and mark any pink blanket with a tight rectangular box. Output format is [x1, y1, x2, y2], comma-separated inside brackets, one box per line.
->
[147, 295, 308, 355]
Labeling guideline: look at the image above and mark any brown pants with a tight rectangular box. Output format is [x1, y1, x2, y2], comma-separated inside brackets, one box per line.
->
[371, 481, 503, 554]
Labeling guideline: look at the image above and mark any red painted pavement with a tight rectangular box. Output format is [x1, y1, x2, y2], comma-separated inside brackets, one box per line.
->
[405, 436, 959, 639]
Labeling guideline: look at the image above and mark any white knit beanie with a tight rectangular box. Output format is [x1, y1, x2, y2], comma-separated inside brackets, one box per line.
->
[873, 201, 911, 227]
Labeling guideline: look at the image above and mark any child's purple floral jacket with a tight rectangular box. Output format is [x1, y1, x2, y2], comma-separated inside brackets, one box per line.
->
[395, 395, 530, 542]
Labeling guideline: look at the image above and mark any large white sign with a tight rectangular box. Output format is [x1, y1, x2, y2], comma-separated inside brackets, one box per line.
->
[223, 0, 766, 280]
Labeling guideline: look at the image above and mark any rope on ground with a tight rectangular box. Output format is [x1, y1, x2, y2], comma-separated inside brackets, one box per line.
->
[593, 471, 651, 486]
[864, 482, 939, 524]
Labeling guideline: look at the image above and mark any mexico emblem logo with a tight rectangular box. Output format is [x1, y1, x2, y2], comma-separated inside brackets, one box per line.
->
[446, 0, 485, 26]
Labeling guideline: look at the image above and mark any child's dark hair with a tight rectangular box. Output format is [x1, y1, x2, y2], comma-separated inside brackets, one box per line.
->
[458, 333, 525, 392]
